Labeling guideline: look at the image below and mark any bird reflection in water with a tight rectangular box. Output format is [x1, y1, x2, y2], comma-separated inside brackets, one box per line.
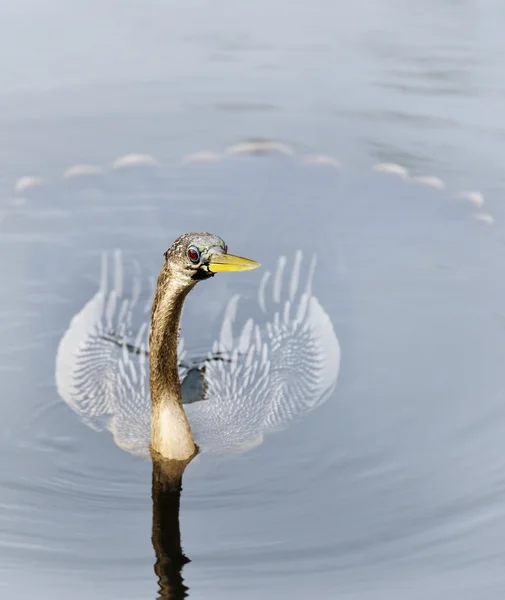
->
[150, 454, 194, 600]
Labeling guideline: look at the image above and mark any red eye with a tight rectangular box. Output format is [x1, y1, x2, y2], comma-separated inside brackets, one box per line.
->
[225, 245, 228, 254]
[187, 246, 200, 263]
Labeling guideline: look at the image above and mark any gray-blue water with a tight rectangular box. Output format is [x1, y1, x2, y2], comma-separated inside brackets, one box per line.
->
[1, 1, 505, 598]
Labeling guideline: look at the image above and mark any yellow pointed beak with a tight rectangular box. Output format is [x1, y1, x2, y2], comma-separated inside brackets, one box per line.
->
[208, 252, 261, 273]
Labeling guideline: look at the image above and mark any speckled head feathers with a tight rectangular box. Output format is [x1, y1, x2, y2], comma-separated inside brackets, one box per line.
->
[162, 232, 228, 283]
[164, 232, 226, 263]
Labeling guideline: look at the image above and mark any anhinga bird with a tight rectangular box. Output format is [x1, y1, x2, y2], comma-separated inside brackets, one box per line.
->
[55, 233, 341, 460]
[55, 232, 340, 597]
[147, 232, 260, 460]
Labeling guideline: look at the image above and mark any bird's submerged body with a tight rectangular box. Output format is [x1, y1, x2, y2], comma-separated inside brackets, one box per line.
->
[55, 233, 341, 460]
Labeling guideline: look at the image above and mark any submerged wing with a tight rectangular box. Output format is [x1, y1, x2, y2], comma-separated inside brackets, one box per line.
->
[56, 250, 341, 457]
[185, 251, 341, 453]
[55, 250, 188, 456]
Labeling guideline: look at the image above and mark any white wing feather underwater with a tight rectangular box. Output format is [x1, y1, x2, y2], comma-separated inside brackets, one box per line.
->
[55, 249, 188, 456]
[55, 250, 341, 457]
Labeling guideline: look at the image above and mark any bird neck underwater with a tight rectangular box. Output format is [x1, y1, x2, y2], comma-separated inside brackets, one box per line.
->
[149, 265, 197, 461]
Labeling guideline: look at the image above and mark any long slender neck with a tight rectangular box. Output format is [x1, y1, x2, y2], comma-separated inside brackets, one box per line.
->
[149, 266, 197, 460]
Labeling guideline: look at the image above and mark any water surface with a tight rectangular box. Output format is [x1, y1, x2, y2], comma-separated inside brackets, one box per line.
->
[1, 1, 505, 598]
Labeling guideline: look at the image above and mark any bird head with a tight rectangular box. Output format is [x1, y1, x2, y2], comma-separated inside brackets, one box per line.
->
[164, 232, 260, 285]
